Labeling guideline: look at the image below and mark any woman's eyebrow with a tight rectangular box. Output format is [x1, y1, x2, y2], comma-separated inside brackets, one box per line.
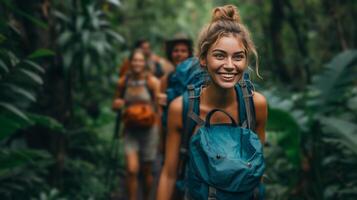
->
[233, 51, 245, 55]
[212, 49, 245, 54]
[211, 49, 226, 53]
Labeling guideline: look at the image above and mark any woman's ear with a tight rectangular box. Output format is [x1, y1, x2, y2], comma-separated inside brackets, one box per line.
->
[199, 57, 207, 68]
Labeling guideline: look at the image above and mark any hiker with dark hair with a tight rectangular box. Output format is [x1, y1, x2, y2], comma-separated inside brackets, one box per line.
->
[112, 49, 160, 200]
[157, 34, 193, 152]
[157, 5, 267, 200]
[159, 33, 193, 102]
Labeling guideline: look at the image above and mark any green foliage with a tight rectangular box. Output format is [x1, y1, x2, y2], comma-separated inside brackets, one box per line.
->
[309, 50, 357, 112]
[264, 50, 357, 199]
[31, 188, 67, 200]
[54, 1, 123, 84]
[1, 0, 356, 199]
[0, 149, 54, 199]
[0, 22, 60, 139]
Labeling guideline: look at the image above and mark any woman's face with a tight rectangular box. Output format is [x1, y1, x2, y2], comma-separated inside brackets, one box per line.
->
[201, 35, 247, 89]
[130, 52, 146, 74]
[171, 43, 190, 66]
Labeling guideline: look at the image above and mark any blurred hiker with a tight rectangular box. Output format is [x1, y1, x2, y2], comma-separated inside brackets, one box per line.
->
[157, 33, 193, 106]
[157, 5, 267, 200]
[157, 34, 193, 154]
[119, 39, 173, 78]
[112, 49, 160, 200]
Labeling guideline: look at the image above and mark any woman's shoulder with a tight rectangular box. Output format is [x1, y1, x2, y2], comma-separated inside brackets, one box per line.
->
[252, 91, 267, 107]
[252, 91, 268, 121]
[169, 96, 183, 116]
[146, 74, 160, 86]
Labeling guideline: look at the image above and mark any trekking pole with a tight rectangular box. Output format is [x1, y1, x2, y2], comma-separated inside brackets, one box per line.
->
[105, 109, 122, 196]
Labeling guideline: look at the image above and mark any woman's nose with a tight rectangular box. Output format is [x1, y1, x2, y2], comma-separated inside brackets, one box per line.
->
[223, 58, 235, 71]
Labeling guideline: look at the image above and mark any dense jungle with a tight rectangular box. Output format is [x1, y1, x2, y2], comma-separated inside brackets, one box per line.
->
[0, 0, 356, 199]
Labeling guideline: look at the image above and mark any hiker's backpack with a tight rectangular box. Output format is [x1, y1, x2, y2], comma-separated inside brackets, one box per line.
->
[162, 57, 209, 130]
[120, 74, 156, 131]
[178, 79, 265, 200]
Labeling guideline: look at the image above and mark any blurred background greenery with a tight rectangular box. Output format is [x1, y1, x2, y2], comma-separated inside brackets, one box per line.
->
[0, 0, 356, 199]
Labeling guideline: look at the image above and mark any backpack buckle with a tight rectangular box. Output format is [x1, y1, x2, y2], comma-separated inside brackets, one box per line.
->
[180, 147, 188, 155]
[187, 84, 194, 90]
[208, 186, 217, 200]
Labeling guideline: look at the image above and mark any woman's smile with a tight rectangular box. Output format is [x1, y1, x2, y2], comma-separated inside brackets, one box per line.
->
[217, 72, 238, 82]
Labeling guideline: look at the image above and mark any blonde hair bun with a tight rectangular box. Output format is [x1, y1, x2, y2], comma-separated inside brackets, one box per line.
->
[211, 5, 241, 23]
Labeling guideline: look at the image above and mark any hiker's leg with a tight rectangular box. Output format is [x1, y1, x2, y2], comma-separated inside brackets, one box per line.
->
[139, 125, 159, 200]
[126, 151, 139, 200]
[124, 130, 140, 200]
[142, 161, 154, 200]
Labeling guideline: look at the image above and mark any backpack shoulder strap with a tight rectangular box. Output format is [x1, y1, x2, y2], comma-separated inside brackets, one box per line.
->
[178, 84, 202, 179]
[240, 72, 256, 131]
[154, 62, 164, 78]
[181, 85, 202, 149]
[235, 84, 247, 127]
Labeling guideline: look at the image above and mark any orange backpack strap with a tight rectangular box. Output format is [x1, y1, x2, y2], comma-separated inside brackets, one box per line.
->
[115, 75, 130, 99]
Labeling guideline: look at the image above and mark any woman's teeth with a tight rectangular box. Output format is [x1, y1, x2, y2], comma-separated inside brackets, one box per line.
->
[219, 73, 236, 80]
[221, 73, 234, 78]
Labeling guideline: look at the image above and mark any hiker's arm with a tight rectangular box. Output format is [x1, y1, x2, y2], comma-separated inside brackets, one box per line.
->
[157, 96, 183, 200]
[157, 75, 168, 106]
[112, 77, 126, 110]
[148, 75, 161, 110]
[253, 91, 268, 144]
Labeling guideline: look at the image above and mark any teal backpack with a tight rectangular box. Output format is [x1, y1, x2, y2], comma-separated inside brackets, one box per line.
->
[177, 79, 265, 200]
[162, 57, 208, 130]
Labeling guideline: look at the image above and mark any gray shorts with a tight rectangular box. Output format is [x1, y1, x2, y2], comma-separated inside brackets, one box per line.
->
[124, 125, 159, 162]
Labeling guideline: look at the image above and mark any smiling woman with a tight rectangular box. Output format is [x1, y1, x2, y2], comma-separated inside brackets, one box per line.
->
[202, 36, 247, 89]
[157, 4, 267, 200]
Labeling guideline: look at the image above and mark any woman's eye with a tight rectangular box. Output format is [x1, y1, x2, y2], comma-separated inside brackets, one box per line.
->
[214, 54, 224, 59]
[233, 55, 244, 61]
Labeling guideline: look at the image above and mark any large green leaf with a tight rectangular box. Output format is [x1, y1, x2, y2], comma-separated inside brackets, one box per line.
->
[5, 50, 20, 66]
[267, 107, 302, 167]
[105, 29, 124, 43]
[310, 50, 357, 109]
[0, 113, 64, 141]
[28, 113, 64, 132]
[19, 69, 43, 85]
[1, 0, 48, 29]
[22, 60, 45, 74]
[0, 83, 36, 102]
[0, 102, 29, 121]
[0, 149, 53, 179]
[320, 117, 357, 155]
[0, 60, 9, 73]
[57, 31, 73, 46]
[106, 0, 121, 6]
[27, 49, 55, 60]
[53, 10, 70, 23]
[0, 114, 30, 140]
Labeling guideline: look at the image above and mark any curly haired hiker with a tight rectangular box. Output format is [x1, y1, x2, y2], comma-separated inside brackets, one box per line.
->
[113, 49, 160, 200]
[157, 5, 267, 200]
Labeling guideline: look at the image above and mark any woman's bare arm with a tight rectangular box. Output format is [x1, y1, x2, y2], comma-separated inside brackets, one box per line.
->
[253, 91, 268, 144]
[156, 96, 183, 200]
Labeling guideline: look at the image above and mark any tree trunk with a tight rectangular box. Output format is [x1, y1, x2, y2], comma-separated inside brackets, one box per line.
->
[270, 0, 291, 84]
[13, 0, 69, 189]
[284, 0, 311, 85]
